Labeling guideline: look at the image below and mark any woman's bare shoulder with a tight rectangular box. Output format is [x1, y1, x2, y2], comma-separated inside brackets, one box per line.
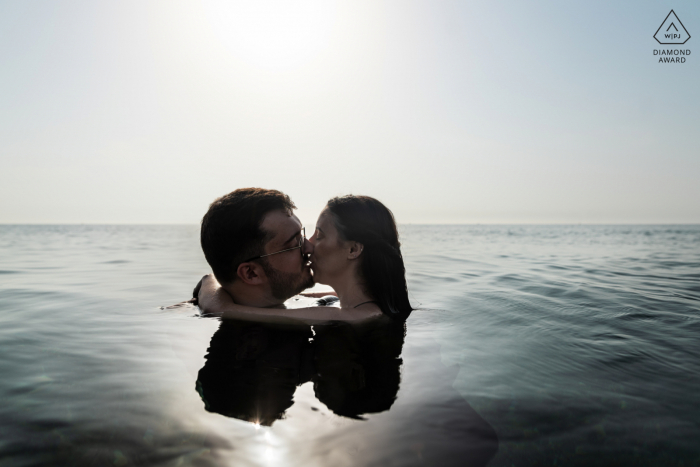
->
[338, 303, 383, 322]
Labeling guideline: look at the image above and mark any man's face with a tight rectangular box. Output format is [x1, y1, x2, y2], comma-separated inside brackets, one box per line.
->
[259, 209, 314, 300]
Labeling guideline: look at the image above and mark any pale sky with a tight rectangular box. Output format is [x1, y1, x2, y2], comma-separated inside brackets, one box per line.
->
[1, 0, 698, 225]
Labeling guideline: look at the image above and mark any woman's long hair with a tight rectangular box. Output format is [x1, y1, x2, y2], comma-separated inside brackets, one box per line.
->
[326, 195, 413, 321]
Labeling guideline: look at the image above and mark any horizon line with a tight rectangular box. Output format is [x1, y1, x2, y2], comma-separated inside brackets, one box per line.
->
[1, 222, 699, 227]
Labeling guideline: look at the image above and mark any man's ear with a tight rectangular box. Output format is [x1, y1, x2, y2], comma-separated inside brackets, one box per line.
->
[236, 262, 267, 285]
[347, 242, 364, 260]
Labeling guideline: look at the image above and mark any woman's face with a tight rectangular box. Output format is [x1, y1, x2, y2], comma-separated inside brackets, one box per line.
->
[308, 207, 350, 286]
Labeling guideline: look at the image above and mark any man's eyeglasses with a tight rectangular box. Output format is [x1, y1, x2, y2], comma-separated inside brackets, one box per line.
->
[242, 228, 306, 263]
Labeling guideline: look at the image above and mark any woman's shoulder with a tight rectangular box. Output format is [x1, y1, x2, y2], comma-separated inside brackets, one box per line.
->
[339, 301, 383, 322]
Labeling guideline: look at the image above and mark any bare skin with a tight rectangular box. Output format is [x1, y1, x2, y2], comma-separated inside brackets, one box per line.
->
[223, 209, 313, 307]
[198, 274, 381, 325]
[197, 207, 383, 325]
[299, 291, 338, 298]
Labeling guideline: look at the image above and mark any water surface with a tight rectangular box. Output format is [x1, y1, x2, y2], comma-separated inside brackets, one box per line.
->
[1, 225, 699, 466]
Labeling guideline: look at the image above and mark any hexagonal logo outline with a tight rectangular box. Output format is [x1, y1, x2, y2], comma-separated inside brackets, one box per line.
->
[654, 10, 691, 45]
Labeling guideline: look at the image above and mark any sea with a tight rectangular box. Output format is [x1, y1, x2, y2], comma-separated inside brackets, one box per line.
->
[1, 224, 699, 467]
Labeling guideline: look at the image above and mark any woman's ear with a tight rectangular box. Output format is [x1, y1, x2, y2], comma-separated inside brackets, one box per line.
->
[347, 242, 364, 260]
[237, 262, 266, 285]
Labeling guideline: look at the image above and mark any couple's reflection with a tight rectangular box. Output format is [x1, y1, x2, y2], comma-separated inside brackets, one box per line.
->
[196, 319, 404, 425]
[196, 318, 498, 466]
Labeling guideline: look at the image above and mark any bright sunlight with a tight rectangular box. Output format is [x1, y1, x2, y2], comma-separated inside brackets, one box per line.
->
[202, 0, 338, 70]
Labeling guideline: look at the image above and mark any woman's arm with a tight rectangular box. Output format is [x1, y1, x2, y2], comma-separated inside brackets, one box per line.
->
[299, 291, 338, 298]
[197, 275, 381, 325]
[196, 274, 236, 315]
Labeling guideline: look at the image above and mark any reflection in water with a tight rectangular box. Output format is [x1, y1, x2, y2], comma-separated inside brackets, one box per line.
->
[196, 318, 498, 466]
[196, 321, 312, 426]
[196, 319, 404, 425]
[312, 321, 403, 419]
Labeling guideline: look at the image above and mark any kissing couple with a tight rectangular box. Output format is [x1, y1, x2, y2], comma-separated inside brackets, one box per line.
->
[194, 188, 413, 324]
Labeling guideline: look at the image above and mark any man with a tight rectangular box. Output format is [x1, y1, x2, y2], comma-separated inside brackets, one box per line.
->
[196, 187, 314, 309]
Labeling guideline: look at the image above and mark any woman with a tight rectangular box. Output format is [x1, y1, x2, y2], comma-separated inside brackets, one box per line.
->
[197, 195, 413, 324]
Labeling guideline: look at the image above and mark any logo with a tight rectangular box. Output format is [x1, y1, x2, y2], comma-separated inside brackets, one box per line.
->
[654, 10, 690, 44]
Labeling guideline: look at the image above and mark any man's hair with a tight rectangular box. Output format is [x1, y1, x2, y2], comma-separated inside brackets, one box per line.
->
[201, 188, 296, 284]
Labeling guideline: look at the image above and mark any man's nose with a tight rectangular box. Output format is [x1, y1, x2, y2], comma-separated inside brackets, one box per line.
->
[303, 238, 314, 255]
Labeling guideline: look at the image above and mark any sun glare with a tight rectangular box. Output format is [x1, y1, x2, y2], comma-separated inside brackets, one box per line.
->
[202, 0, 338, 70]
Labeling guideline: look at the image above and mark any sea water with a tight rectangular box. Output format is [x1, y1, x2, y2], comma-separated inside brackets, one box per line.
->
[1, 225, 699, 466]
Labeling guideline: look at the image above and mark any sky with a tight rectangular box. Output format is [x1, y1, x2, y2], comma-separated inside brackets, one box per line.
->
[1, 0, 698, 225]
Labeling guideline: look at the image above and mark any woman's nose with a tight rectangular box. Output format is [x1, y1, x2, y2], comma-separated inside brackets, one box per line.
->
[303, 238, 314, 254]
